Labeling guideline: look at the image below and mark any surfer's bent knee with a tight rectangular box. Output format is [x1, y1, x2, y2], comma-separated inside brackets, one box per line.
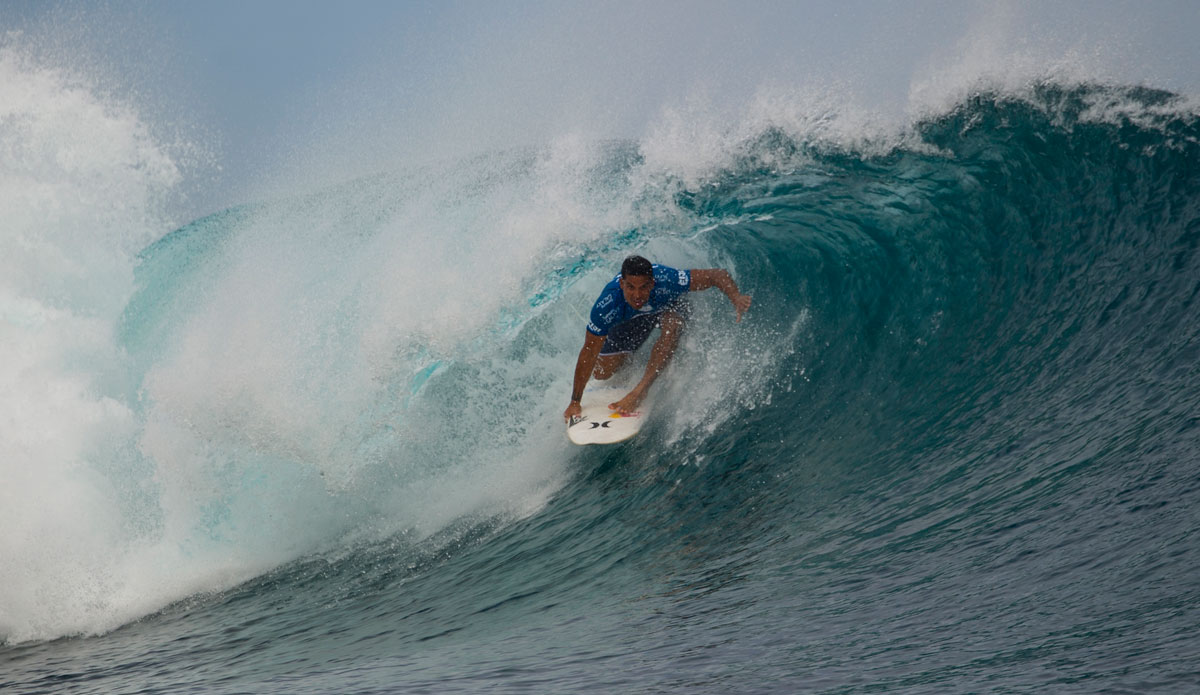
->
[593, 353, 628, 379]
[660, 311, 686, 336]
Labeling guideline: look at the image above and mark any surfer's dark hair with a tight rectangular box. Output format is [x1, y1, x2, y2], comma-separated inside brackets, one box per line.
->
[621, 255, 653, 278]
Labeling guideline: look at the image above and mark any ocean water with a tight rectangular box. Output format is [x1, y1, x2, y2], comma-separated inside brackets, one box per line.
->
[3, 42, 1200, 693]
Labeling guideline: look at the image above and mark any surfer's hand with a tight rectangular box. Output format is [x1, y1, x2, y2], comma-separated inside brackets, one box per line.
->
[732, 293, 752, 322]
[609, 389, 644, 415]
[564, 401, 582, 422]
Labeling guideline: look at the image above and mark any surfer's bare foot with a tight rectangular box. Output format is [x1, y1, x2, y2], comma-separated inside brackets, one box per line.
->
[609, 389, 644, 415]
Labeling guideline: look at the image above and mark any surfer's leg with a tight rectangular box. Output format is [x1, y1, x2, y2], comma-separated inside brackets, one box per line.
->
[593, 352, 629, 380]
[645, 298, 689, 374]
[646, 309, 685, 377]
[613, 309, 686, 413]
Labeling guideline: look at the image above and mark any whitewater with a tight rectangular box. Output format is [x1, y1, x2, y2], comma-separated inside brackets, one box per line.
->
[3, 21, 1200, 694]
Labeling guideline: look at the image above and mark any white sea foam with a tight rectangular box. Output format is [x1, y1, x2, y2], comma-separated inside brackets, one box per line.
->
[0, 44, 653, 642]
[0, 44, 187, 642]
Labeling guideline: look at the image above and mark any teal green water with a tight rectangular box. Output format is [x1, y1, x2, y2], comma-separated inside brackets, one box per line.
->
[3, 84, 1199, 693]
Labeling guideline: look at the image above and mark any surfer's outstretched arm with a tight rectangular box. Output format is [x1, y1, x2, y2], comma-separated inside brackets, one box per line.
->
[564, 331, 605, 421]
[689, 268, 752, 321]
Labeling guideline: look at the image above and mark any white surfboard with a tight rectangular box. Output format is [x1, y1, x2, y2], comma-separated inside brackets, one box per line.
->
[566, 386, 651, 445]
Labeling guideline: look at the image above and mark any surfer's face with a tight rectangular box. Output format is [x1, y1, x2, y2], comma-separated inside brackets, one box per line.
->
[620, 274, 654, 309]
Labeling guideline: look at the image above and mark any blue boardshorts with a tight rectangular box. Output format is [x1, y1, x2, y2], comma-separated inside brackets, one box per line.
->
[598, 298, 690, 356]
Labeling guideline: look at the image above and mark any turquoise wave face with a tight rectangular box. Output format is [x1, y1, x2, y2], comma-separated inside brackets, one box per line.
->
[6, 83, 1200, 693]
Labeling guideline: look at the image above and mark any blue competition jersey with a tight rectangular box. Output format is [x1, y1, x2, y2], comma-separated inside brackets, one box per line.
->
[586, 264, 691, 336]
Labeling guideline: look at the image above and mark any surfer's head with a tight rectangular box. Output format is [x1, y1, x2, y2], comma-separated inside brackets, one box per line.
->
[619, 255, 654, 309]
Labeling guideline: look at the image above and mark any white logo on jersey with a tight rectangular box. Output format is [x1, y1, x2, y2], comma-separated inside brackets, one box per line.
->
[678, 270, 688, 285]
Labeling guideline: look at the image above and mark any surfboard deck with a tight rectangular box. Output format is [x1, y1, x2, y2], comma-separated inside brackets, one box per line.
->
[566, 385, 650, 445]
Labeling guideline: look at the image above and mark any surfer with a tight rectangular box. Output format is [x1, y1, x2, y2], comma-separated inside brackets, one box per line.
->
[563, 255, 751, 422]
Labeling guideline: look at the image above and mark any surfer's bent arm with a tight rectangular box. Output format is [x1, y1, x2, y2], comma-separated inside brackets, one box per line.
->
[689, 268, 752, 321]
[565, 331, 606, 421]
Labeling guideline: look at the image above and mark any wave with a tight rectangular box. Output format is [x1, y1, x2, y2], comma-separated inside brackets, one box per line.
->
[3, 38, 1198, 678]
